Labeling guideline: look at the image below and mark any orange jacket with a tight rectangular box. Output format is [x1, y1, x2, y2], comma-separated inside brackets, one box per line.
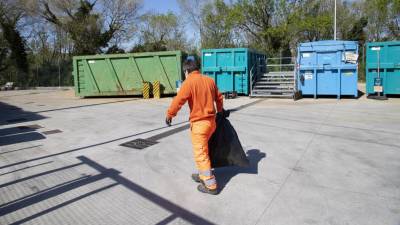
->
[167, 71, 223, 122]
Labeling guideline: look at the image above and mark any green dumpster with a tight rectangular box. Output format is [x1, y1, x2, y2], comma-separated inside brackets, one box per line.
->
[73, 51, 182, 97]
[366, 41, 400, 95]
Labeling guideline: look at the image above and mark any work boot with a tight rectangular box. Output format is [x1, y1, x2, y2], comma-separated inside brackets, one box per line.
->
[197, 183, 219, 195]
[191, 173, 201, 183]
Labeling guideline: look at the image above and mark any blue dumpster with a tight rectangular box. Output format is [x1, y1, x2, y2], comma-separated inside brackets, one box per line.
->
[297, 40, 359, 99]
[201, 48, 266, 95]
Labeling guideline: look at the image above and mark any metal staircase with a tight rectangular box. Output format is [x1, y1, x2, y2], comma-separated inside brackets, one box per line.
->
[250, 57, 297, 98]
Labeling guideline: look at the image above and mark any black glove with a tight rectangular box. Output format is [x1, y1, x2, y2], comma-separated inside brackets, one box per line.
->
[165, 116, 172, 126]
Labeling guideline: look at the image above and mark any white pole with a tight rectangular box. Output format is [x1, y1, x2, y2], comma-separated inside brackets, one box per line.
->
[334, 0, 337, 40]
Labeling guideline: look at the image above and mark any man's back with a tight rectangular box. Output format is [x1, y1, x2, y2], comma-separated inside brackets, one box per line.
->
[167, 71, 223, 122]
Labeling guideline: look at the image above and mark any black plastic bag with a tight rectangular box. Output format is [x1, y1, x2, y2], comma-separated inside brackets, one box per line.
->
[208, 111, 250, 168]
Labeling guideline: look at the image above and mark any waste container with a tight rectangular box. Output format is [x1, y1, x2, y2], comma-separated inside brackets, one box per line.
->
[73, 51, 182, 97]
[366, 41, 400, 95]
[297, 40, 359, 99]
[201, 48, 266, 95]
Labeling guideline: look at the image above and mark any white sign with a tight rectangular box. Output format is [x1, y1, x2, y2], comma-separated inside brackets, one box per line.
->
[302, 53, 311, 58]
[88, 60, 95, 64]
[371, 47, 381, 51]
[304, 73, 313, 80]
[344, 52, 358, 64]
[204, 53, 212, 57]
[374, 86, 383, 92]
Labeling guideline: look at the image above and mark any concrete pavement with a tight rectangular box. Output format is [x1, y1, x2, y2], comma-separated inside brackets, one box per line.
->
[0, 89, 399, 225]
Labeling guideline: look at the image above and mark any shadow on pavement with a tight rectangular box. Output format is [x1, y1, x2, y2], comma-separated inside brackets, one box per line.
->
[0, 126, 41, 137]
[214, 149, 266, 191]
[0, 102, 47, 126]
[0, 121, 188, 170]
[0, 132, 46, 147]
[33, 99, 139, 114]
[0, 156, 215, 225]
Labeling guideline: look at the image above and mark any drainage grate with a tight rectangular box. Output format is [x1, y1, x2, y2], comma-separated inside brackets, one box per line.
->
[18, 124, 43, 130]
[42, 129, 62, 135]
[7, 118, 28, 123]
[120, 138, 159, 150]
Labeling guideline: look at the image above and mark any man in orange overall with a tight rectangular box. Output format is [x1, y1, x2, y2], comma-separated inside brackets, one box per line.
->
[166, 60, 223, 195]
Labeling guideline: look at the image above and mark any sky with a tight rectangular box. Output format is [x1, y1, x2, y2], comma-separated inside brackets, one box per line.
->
[142, 0, 181, 14]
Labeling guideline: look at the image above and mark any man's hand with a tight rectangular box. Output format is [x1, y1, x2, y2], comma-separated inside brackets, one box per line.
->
[165, 116, 172, 126]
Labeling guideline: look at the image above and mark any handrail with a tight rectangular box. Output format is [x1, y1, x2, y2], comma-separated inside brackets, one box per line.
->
[250, 65, 255, 95]
[266, 57, 296, 72]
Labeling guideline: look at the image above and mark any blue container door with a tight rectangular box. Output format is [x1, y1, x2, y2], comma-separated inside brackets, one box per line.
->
[234, 72, 247, 94]
[299, 70, 315, 95]
[300, 52, 314, 66]
[341, 69, 357, 95]
[203, 52, 216, 68]
[317, 69, 338, 95]
[216, 71, 234, 92]
[386, 69, 400, 94]
[386, 44, 400, 94]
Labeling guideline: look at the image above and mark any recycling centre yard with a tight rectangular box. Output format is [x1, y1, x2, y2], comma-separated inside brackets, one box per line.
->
[0, 89, 399, 225]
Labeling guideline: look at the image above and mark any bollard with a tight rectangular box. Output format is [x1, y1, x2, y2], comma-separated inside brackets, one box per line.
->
[143, 82, 151, 99]
[153, 81, 161, 99]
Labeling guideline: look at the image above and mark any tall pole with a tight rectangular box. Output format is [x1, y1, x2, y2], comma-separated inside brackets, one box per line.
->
[334, 0, 337, 40]
[58, 57, 61, 89]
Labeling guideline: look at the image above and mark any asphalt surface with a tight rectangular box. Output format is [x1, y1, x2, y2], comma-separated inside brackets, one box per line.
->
[0, 89, 399, 225]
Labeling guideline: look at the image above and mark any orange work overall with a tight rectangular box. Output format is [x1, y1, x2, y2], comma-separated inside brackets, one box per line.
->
[190, 117, 217, 189]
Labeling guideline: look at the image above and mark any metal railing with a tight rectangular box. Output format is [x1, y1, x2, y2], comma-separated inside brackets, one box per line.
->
[266, 57, 296, 72]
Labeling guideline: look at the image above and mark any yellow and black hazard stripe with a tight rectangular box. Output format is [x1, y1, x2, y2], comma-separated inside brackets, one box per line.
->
[143, 82, 151, 99]
[153, 81, 161, 99]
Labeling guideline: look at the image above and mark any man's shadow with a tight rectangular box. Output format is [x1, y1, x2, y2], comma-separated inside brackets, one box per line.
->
[213, 149, 266, 191]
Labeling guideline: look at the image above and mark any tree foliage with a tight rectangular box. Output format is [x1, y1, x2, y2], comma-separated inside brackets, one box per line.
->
[0, 0, 29, 78]
[131, 12, 187, 52]
[38, 0, 141, 54]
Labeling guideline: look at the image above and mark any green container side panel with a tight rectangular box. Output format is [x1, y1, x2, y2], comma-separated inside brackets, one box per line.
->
[73, 51, 182, 97]
[366, 41, 400, 95]
[201, 48, 266, 95]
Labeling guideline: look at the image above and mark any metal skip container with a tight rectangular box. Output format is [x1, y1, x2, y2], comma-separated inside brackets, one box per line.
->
[73, 51, 182, 97]
[297, 40, 359, 99]
[201, 48, 266, 95]
[366, 41, 400, 95]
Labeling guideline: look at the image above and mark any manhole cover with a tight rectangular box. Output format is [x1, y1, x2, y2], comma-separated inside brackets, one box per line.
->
[42, 129, 62, 135]
[7, 118, 27, 123]
[120, 138, 159, 150]
[18, 124, 43, 130]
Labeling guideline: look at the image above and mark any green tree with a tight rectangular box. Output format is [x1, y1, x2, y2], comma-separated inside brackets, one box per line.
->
[131, 12, 188, 52]
[201, 0, 236, 48]
[0, 0, 29, 85]
[38, 0, 141, 54]
[363, 0, 399, 41]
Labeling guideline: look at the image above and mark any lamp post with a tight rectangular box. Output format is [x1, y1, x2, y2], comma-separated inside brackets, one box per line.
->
[334, 0, 337, 40]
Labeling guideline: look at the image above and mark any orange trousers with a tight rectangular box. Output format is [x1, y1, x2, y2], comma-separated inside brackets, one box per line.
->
[190, 117, 217, 189]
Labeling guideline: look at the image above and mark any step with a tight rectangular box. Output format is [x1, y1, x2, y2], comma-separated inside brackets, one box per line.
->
[259, 78, 294, 81]
[255, 81, 294, 85]
[261, 74, 294, 78]
[266, 71, 295, 75]
[253, 86, 294, 90]
[250, 93, 293, 98]
[252, 89, 294, 94]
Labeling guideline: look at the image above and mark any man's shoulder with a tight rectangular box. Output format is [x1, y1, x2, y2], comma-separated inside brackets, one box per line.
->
[200, 74, 215, 83]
